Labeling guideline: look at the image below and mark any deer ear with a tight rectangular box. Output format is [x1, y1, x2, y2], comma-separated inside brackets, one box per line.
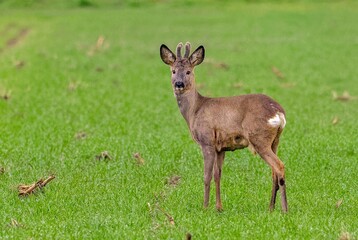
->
[160, 44, 176, 65]
[189, 45, 205, 66]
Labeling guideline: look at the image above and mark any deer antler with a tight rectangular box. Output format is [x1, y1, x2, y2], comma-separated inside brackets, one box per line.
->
[176, 42, 183, 60]
[184, 42, 191, 58]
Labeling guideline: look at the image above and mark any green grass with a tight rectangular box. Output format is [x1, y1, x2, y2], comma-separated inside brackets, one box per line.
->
[1, 1, 357, 239]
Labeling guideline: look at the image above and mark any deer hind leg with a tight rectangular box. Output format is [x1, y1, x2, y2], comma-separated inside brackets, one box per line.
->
[269, 135, 280, 211]
[256, 146, 288, 212]
[214, 151, 225, 211]
[201, 145, 216, 209]
[270, 171, 279, 211]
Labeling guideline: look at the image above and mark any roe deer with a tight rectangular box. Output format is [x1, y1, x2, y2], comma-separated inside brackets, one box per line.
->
[160, 42, 288, 212]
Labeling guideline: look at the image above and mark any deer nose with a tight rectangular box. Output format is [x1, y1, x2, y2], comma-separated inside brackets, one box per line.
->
[175, 81, 185, 89]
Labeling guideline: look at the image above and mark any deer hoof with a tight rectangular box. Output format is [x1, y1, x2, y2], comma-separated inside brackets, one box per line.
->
[216, 204, 223, 212]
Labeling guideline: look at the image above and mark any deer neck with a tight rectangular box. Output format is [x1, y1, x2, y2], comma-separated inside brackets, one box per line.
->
[175, 87, 204, 127]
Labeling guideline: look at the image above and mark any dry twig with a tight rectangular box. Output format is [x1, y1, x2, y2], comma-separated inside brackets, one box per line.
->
[156, 204, 175, 225]
[18, 175, 55, 196]
[332, 91, 357, 102]
[280, 82, 296, 88]
[41, 175, 56, 187]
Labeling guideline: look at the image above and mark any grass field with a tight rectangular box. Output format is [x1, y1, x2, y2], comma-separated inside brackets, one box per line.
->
[0, 1, 357, 239]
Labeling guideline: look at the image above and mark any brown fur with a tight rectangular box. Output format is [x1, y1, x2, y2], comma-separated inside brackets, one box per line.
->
[160, 42, 288, 212]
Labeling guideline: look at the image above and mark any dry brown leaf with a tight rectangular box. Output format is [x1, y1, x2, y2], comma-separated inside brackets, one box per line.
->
[18, 175, 55, 196]
[8, 219, 23, 228]
[95, 151, 112, 161]
[216, 62, 229, 70]
[2, 94, 11, 100]
[14, 60, 25, 69]
[336, 199, 343, 208]
[339, 231, 352, 240]
[68, 81, 80, 91]
[166, 175, 181, 187]
[87, 35, 109, 56]
[1, 90, 11, 100]
[75, 131, 87, 140]
[272, 66, 285, 79]
[95, 66, 104, 72]
[332, 116, 339, 125]
[133, 152, 145, 165]
[332, 91, 357, 101]
[0, 167, 4, 174]
[96, 36, 105, 48]
[6, 28, 29, 48]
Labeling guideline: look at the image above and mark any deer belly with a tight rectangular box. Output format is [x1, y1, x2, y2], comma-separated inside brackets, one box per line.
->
[214, 132, 249, 152]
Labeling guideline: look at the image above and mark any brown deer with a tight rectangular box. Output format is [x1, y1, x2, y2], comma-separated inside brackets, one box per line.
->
[160, 42, 288, 212]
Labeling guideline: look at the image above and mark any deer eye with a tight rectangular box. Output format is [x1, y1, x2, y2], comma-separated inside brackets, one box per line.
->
[186, 71, 191, 75]
[172, 70, 176, 74]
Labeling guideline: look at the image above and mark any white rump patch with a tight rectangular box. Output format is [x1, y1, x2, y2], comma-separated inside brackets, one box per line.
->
[268, 112, 286, 128]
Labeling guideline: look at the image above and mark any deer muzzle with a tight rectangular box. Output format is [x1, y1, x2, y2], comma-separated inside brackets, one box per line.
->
[174, 81, 185, 91]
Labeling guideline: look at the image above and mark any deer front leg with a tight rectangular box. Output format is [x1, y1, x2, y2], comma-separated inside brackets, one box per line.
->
[214, 151, 225, 211]
[201, 145, 216, 209]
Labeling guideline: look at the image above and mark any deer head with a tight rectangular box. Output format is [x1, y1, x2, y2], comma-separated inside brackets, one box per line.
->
[160, 42, 205, 95]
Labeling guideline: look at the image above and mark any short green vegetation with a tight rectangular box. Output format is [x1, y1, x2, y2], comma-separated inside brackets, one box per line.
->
[0, 1, 357, 239]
